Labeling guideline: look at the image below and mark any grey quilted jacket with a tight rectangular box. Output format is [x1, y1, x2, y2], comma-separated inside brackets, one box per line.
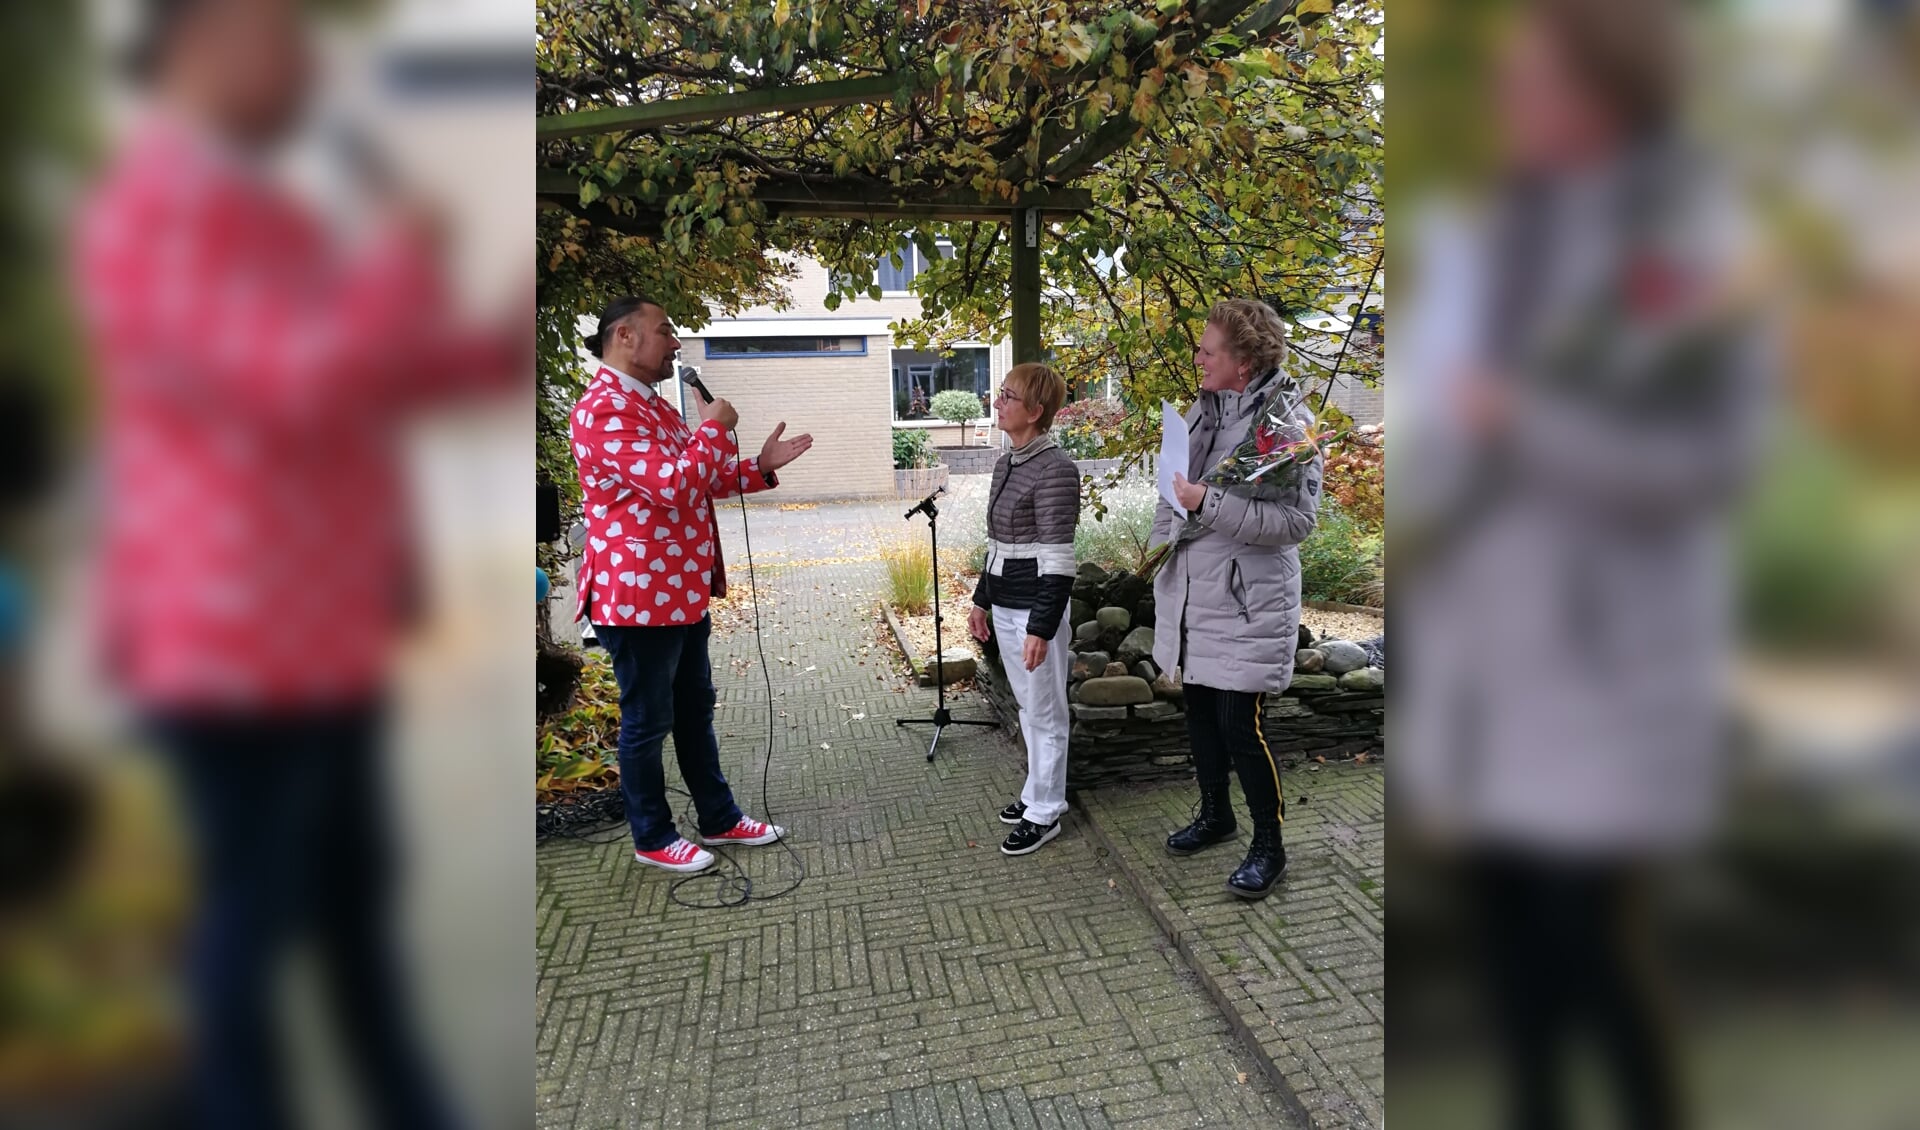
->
[971, 434, 1081, 640]
[1150, 369, 1322, 693]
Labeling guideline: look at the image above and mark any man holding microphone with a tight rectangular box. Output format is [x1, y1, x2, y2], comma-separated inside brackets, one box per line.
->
[569, 296, 813, 873]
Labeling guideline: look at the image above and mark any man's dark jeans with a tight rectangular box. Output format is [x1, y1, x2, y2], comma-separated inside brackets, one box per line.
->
[146, 706, 455, 1130]
[597, 617, 743, 851]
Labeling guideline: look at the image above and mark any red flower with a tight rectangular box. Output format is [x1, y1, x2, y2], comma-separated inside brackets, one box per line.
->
[1623, 250, 1691, 321]
[1254, 423, 1280, 456]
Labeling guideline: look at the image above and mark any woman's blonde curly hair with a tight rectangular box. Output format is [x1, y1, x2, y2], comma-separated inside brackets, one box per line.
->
[1206, 298, 1289, 377]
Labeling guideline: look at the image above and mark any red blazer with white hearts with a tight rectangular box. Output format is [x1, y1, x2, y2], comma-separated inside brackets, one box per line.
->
[569, 365, 775, 627]
[71, 113, 517, 709]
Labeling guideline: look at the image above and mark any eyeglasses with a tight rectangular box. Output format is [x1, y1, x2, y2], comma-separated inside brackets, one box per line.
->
[992, 388, 1027, 405]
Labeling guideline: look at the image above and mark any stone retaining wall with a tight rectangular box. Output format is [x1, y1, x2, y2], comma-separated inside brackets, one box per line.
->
[936, 445, 1000, 475]
[893, 464, 950, 498]
[976, 563, 1384, 788]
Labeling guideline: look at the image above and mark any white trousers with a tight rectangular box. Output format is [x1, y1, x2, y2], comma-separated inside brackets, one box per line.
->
[992, 603, 1074, 825]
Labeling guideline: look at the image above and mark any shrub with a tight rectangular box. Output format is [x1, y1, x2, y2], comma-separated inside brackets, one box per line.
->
[1054, 397, 1125, 459]
[892, 427, 934, 470]
[932, 481, 988, 578]
[930, 389, 986, 445]
[536, 656, 621, 796]
[1323, 429, 1384, 532]
[881, 537, 934, 614]
[1736, 428, 1912, 649]
[1073, 477, 1162, 574]
[1299, 496, 1384, 606]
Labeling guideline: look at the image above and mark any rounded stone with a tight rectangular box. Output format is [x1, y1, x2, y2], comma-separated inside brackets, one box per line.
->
[1338, 666, 1384, 692]
[1073, 619, 1102, 646]
[1095, 606, 1132, 633]
[1071, 650, 1111, 680]
[1294, 648, 1325, 673]
[1288, 673, 1339, 693]
[1070, 598, 1094, 627]
[1319, 640, 1369, 675]
[1102, 661, 1129, 678]
[1151, 671, 1184, 701]
[925, 650, 976, 685]
[1132, 660, 1158, 682]
[1077, 675, 1154, 707]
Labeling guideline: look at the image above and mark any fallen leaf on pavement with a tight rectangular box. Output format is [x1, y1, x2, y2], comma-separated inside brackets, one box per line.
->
[1236, 1072, 1248, 1085]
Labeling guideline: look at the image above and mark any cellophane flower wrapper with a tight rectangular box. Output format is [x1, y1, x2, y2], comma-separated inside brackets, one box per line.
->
[1199, 384, 1334, 494]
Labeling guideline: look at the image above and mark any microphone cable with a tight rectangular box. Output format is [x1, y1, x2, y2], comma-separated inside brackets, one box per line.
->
[664, 387, 805, 909]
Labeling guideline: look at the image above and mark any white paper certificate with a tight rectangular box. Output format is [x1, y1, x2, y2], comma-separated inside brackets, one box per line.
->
[1158, 400, 1190, 519]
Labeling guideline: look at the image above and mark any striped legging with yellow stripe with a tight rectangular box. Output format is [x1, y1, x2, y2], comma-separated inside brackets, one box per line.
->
[1183, 683, 1285, 827]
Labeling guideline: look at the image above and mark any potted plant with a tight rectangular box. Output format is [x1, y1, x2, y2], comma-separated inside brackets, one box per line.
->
[930, 389, 986, 447]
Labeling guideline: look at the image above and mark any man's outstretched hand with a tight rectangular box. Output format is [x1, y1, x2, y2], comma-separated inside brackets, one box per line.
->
[759, 421, 814, 473]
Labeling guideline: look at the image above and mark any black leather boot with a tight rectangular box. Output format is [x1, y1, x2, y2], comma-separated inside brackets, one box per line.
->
[1166, 786, 1237, 855]
[1226, 823, 1285, 899]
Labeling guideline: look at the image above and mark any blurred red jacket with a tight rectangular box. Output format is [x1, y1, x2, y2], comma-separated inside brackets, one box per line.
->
[72, 114, 513, 710]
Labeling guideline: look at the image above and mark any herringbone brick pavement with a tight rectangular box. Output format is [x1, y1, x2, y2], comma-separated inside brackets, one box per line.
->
[1080, 768, 1385, 1130]
[537, 499, 1301, 1129]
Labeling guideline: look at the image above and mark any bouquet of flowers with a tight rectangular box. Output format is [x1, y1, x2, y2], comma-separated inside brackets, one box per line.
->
[1138, 379, 1341, 583]
[1197, 381, 1338, 493]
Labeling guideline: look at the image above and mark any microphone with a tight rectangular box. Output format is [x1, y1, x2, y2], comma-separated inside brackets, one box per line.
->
[324, 114, 402, 200]
[678, 363, 715, 404]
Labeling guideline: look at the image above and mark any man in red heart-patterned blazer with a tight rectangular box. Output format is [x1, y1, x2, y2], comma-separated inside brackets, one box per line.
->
[569, 296, 814, 874]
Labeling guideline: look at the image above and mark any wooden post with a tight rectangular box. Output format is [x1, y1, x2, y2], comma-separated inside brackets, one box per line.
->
[1011, 208, 1042, 364]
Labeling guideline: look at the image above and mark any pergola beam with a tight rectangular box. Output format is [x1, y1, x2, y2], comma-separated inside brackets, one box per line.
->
[536, 171, 1090, 218]
[537, 74, 908, 141]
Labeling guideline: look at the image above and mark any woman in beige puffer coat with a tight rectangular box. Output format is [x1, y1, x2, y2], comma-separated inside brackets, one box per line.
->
[1150, 299, 1322, 899]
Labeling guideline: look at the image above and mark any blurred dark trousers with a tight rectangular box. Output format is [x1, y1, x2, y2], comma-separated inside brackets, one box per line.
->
[1473, 853, 1678, 1130]
[147, 706, 455, 1130]
[597, 618, 742, 852]
[1183, 683, 1284, 827]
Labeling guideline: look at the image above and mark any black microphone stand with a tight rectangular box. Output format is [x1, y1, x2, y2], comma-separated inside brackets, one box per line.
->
[896, 486, 998, 762]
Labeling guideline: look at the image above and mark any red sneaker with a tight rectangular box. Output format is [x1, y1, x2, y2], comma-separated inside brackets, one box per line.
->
[633, 838, 715, 873]
[697, 817, 784, 847]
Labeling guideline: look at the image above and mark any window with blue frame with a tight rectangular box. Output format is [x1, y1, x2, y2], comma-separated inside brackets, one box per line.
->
[704, 336, 867, 358]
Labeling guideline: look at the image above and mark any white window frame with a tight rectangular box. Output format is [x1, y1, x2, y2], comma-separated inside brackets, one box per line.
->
[875, 237, 956, 296]
[889, 342, 992, 425]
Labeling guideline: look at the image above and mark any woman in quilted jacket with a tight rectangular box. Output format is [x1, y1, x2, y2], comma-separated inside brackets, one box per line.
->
[966, 363, 1082, 856]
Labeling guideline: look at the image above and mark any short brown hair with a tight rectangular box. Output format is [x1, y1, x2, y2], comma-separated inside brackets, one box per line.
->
[1530, 0, 1685, 135]
[1206, 299, 1289, 376]
[1001, 363, 1068, 431]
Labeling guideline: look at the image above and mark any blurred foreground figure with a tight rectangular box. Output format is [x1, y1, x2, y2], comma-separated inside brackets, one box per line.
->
[1398, 0, 1771, 1127]
[69, 0, 516, 1125]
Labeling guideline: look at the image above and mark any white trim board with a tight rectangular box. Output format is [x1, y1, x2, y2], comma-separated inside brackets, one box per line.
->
[685, 318, 897, 338]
